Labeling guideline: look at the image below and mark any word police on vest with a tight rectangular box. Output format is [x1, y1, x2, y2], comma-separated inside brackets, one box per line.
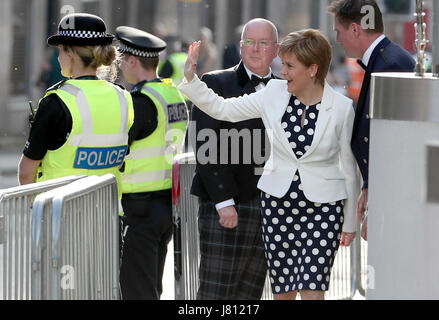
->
[74, 146, 128, 170]
[168, 103, 188, 123]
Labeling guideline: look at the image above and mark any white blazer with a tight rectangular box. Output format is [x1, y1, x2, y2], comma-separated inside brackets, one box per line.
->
[179, 76, 360, 232]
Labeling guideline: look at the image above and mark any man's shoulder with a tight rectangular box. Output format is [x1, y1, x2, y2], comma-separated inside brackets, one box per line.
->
[201, 66, 242, 94]
[385, 41, 413, 60]
[375, 40, 415, 71]
[202, 66, 238, 82]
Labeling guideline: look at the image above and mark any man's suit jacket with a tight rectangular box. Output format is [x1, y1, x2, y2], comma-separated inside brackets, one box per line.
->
[190, 62, 268, 204]
[352, 37, 415, 188]
[180, 77, 360, 233]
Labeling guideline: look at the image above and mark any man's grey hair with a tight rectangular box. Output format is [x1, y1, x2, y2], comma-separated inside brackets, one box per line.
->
[241, 18, 279, 43]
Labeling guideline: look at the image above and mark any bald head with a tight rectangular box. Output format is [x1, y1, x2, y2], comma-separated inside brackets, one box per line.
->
[241, 18, 279, 43]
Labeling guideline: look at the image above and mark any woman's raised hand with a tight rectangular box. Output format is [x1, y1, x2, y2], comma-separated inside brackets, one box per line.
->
[184, 41, 201, 82]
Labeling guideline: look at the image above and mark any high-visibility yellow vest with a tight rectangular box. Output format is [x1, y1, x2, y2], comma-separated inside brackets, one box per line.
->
[121, 79, 188, 194]
[165, 52, 188, 85]
[37, 79, 134, 196]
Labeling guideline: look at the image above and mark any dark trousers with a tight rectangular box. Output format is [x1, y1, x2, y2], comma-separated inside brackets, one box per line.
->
[119, 193, 172, 300]
[197, 197, 267, 300]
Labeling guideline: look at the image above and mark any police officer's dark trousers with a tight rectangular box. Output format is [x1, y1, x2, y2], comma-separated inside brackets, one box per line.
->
[120, 191, 172, 300]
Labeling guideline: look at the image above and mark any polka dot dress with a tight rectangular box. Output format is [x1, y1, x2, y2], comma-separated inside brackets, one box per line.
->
[261, 96, 344, 294]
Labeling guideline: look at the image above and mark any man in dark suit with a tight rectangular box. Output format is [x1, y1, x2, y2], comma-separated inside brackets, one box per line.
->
[192, 18, 279, 300]
[329, 0, 415, 239]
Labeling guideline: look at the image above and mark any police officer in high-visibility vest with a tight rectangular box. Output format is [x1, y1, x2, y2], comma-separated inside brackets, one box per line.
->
[159, 43, 188, 85]
[18, 13, 134, 193]
[115, 26, 189, 300]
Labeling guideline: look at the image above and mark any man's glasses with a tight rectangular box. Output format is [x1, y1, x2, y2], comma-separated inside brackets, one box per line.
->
[241, 39, 276, 49]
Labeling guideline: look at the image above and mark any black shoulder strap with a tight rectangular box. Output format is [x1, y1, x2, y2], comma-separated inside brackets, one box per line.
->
[131, 80, 150, 94]
[45, 79, 67, 93]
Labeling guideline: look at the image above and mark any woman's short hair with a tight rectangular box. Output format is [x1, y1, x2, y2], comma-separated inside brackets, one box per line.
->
[328, 0, 384, 34]
[279, 29, 332, 86]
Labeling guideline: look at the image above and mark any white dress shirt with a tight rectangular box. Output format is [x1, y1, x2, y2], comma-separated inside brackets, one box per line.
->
[361, 34, 386, 67]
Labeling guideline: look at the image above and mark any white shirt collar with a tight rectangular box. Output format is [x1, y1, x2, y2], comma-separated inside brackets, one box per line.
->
[243, 64, 272, 81]
[243, 64, 272, 91]
[362, 34, 386, 67]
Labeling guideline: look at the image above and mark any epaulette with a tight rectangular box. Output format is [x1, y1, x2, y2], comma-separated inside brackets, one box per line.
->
[130, 80, 149, 94]
[45, 79, 68, 93]
[161, 78, 175, 86]
[110, 81, 127, 91]
[379, 48, 391, 65]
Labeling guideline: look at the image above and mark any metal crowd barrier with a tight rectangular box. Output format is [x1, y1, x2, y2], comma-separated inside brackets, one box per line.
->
[172, 153, 368, 300]
[31, 174, 120, 300]
[0, 175, 85, 300]
[359, 237, 368, 296]
[173, 153, 199, 300]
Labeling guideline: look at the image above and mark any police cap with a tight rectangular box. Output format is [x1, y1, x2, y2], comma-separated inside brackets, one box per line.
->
[47, 13, 114, 46]
[115, 26, 167, 58]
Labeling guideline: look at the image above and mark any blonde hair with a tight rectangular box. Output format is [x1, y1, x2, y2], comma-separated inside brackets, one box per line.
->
[63, 44, 120, 81]
[279, 29, 332, 86]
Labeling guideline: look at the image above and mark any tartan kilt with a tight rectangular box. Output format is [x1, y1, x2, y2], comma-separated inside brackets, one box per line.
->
[197, 196, 267, 300]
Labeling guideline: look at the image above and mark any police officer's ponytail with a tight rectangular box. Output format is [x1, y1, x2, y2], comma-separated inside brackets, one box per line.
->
[92, 45, 116, 67]
[65, 45, 118, 81]
[92, 45, 118, 81]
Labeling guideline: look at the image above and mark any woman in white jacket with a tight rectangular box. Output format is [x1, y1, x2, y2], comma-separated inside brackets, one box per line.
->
[179, 29, 360, 300]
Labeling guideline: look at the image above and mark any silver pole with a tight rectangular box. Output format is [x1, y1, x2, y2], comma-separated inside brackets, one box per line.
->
[414, 0, 429, 76]
[433, 0, 439, 76]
